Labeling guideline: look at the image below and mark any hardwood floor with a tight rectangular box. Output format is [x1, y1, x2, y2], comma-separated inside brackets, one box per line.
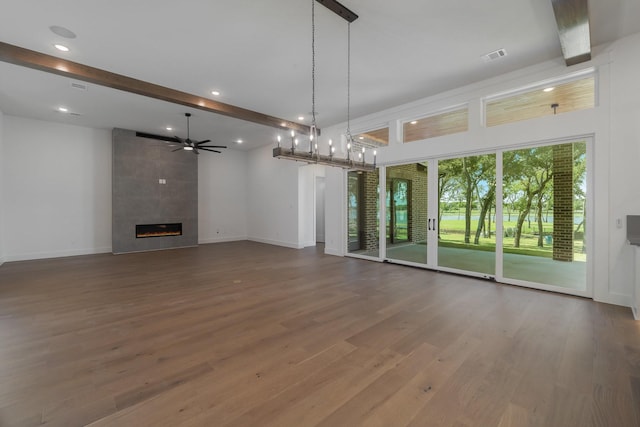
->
[0, 241, 638, 426]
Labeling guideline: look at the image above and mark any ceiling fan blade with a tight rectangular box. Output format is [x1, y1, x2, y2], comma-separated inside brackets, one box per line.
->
[198, 145, 227, 149]
[195, 139, 211, 145]
[199, 148, 222, 153]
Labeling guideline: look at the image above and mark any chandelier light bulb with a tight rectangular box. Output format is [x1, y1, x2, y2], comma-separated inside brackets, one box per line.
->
[362, 147, 366, 153]
[294, 138, 299, 146]
[329, 139, 332, 146]
[331, 146, 336, 153]
[291, 130, 295, 138]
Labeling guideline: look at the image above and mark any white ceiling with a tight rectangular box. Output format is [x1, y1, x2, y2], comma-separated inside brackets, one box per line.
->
[1, 0, 639, 151]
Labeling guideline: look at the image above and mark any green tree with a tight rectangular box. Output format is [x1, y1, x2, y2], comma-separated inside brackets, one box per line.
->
[438, 159, 463, 238]
[504, 147, 554, 248]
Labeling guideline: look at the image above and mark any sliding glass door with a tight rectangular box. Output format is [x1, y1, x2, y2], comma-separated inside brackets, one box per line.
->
[347, 169, 380, 258]
[362, 138, 589, 296]
[437, 154, 496, 276]
[501, 141, 587, 291]
[385, 163, 429, 265]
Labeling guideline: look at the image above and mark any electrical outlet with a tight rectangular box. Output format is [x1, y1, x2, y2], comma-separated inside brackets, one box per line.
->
[616, 218, 623, 229]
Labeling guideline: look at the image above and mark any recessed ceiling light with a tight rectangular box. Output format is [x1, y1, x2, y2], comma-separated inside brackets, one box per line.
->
[236, 139, 243, 144]
[50, 25, 76, 39]
[280, 122, 287, 127]
[166, 127, 173, 131]
[211, 90, 220, 96]
[359, 136, 364, 140]
[410, 120, 418, 125]
[54, 44, 70, 52]
[298, 116, 305, 121]
[543, 87, 555, 92]
[58, 106, 68, 112]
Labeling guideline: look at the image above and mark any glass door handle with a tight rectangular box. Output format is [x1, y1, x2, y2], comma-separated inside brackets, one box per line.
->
[428, 218, 432, 231]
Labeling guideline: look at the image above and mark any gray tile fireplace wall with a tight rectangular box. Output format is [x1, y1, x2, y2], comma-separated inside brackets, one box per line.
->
[112, 128, 197, 253]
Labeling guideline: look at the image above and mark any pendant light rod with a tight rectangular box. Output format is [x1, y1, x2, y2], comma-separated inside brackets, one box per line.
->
[346, 22, 353, 142]
[310, 0, 318, 154]
[316, 0, 359, 22]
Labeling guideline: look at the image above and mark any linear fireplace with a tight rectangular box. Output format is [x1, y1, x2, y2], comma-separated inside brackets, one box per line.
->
[136, 223, 183, 238]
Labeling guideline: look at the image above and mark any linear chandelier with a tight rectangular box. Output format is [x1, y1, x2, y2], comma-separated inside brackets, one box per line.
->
[273, 0, 376, 172]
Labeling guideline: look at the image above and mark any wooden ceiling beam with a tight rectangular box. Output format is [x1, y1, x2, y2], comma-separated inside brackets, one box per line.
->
[316, 0, 358, 22]
[550, 0, 591, 66]
[0, 41, 312, 135]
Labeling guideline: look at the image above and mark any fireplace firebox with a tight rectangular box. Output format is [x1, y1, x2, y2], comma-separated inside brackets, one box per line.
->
[136, 223, 182, 238]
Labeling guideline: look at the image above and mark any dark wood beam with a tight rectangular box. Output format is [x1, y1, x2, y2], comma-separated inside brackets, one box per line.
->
[0, 41, 312, 135]
[550, 0, 591, 66]
[316, 0, 358, 22]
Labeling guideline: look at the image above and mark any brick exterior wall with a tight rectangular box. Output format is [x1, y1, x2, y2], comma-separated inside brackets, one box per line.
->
[363, 170, 380, 251]
[553, 143, 574, 261]
[387, 163, 428, 244]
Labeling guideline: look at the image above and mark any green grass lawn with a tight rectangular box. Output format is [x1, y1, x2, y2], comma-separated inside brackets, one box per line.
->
[351, 210, 586, 262]
[439, 217, 586, 262]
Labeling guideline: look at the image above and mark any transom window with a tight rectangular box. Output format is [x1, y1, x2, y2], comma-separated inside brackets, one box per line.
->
[485, 74, 595, 127]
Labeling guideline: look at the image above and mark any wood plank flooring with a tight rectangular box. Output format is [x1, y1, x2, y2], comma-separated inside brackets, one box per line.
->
[0, 241, 638, 426]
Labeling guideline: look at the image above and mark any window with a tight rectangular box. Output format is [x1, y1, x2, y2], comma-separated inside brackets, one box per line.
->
[485, 75, 595, 127]
[403, 107, 468, 143]
[354, 127, 389, 146]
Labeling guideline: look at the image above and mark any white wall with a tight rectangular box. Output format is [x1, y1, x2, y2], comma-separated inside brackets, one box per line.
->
[198, 147, 248, 243]
[0, 110, 4, 266]
[324, 166, 345, 256]
[298, 164, 326, 247]
[2, 116, 112, 261]
[320, 33, 640, 308]
[607, 32, 640, 304]
[246, 144, 302, 248]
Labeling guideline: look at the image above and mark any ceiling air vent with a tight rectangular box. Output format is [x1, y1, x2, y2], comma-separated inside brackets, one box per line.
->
[482, 48, 507, 62]
[70, 82, 88, 91]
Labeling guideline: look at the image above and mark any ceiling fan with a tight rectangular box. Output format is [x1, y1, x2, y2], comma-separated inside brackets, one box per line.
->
[171, 113, 227, 154]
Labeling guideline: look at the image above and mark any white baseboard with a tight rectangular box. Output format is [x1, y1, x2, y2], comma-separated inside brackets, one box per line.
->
[6, 247, 112, 262]
[248, 237, 303, 249]
[324, 247, 344, 257]
[198, 236, 247, 245]
[594, 291, 633, 309]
